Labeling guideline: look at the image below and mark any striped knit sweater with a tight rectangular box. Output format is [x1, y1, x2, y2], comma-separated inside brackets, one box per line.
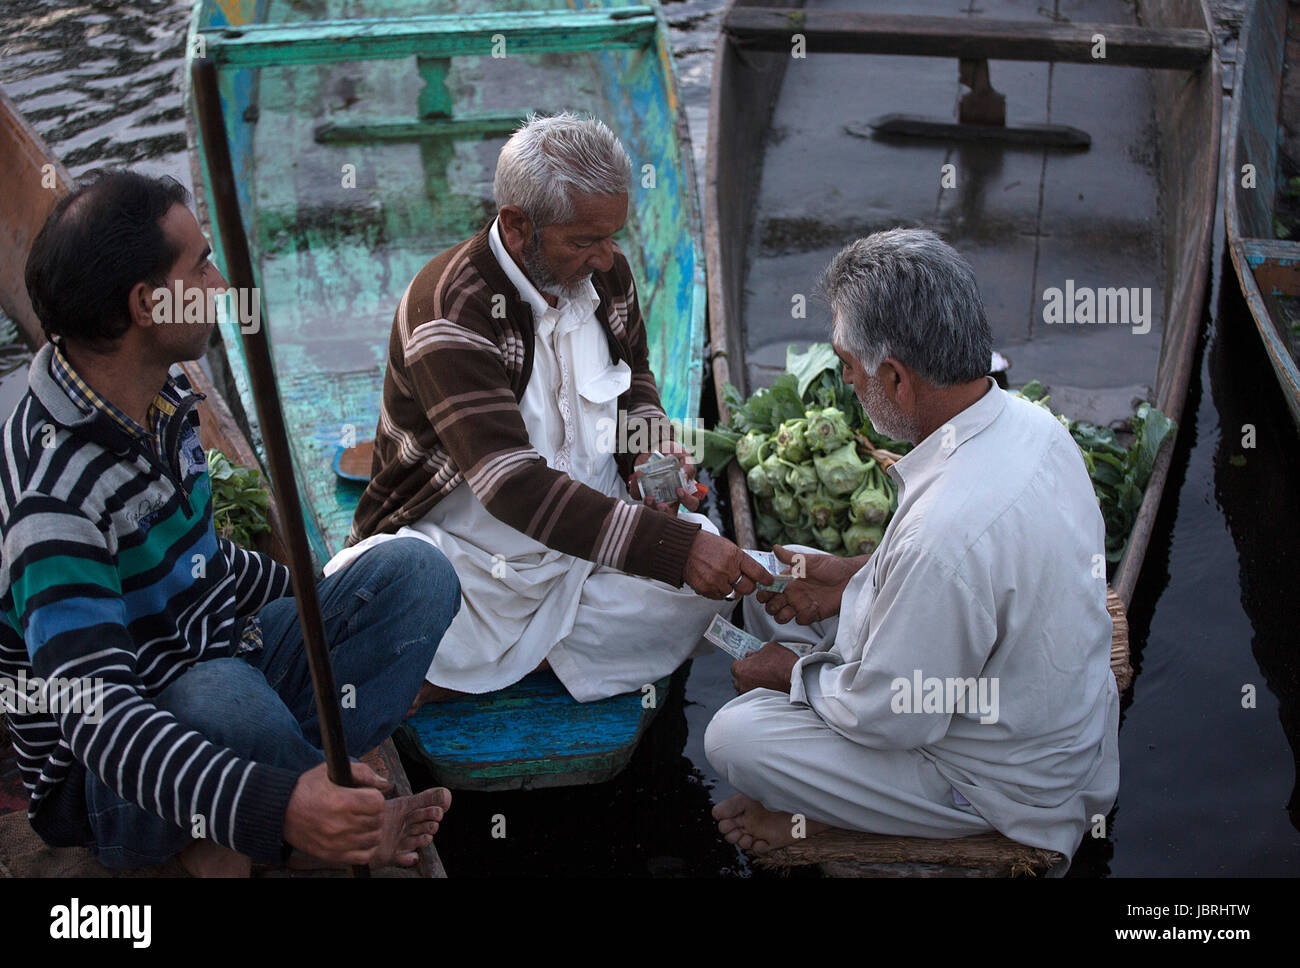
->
[0, 344, 295, 862]
[348, 224, 702, 585]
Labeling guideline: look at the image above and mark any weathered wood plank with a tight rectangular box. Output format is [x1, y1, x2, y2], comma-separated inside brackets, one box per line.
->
[1242, 237, 1300, 296]
[0, 84, 71, 350]
[723, 8, 1211, 69]
[756, 828, 1063, 877]
[315, 113, 523, 144]
[202, 8, 656, 68]
[1224, 0, 1300, 432]
[860, 115, 1090, 148]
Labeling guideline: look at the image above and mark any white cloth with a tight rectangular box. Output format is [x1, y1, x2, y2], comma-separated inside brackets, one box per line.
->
[706, 381, 1120, 859]
[326, 219, 730, 701]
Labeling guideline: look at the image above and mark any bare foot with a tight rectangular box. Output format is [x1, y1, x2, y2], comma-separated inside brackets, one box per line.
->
[406, 681, 466, 716]
[370, 786, 452, 868]
[712, 793, 828, 855]
[178, 838, 252, 877]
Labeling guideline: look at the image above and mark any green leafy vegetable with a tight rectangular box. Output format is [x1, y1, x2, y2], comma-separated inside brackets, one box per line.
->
[706, 342, 1174, 566]
[207, 449, 271, 548]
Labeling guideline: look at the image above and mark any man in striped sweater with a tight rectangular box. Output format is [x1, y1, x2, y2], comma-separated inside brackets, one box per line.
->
[336, 114, 771, 705]
[0, 170, 460, 875]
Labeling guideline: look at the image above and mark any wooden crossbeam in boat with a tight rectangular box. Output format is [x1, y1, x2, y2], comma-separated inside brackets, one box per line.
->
[200, 7, 656, 69]
[1241, 237, 1300, 296]
[723, 9, 1212, 69]
[315, 114, 523, 144]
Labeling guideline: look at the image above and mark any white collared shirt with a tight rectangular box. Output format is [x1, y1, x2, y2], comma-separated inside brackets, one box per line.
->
[790, 380, 1120, 855]
[487, 218, 630, 488]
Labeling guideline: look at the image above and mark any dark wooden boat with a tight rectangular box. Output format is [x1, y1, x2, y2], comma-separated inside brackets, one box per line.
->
[706, 0, 1220, 610]
[705, 0, 1218, 875]
[185, 0, 705, 791]
[1226, 0, 1300, 432]
[0, 84, 441, 877]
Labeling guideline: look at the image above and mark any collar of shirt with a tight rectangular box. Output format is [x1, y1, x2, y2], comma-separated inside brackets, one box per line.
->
[487, 217, 599, 338]
[886, 377, 1005, 493]
[50, 343, 183, 459]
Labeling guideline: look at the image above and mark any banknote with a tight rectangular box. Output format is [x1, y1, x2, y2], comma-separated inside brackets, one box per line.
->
[705, 614, 765, 660]
[743, 549, 792, 592]
[779, 641, 814, 657]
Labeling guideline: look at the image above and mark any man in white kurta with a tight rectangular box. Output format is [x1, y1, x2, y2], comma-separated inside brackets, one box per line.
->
[328, 217, 731, 702]
[706, 379, 1120, 861]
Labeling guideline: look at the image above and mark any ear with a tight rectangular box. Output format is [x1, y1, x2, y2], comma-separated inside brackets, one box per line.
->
[129, 280, 165, 329]
[497, 206, 533, 255]
[877, 357, 908, 402]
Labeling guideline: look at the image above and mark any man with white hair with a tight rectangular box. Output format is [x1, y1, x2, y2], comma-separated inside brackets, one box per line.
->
[336, 113, 767, 707]
[706, 229, 1119, 868]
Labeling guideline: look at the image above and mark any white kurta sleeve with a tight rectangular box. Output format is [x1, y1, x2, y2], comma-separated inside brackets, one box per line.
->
[789, 538, 998, 751]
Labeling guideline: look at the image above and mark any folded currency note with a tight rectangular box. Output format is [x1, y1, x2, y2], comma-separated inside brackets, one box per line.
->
[705, 613, 765, 660]
[706, 614, 816, 662]
[743, 549, 793, 593]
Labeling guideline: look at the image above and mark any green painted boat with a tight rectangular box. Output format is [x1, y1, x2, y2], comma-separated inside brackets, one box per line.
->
[184, 0, 707, 790]
[1225, 0, 1300, 434]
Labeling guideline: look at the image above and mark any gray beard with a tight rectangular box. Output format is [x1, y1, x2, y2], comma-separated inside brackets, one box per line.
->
[521, 232, 590, 297]
[862, 376, 921, 445]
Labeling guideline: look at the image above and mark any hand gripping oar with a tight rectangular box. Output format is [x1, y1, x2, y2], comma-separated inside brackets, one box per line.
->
[190, 57, 369, 878]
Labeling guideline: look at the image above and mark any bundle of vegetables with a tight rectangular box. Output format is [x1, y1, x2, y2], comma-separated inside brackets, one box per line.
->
[700, 344, 1175, 568]
[1011, 381, 1174, 562]
[207, 448, 272, 547]
[698, 345, 908, 557]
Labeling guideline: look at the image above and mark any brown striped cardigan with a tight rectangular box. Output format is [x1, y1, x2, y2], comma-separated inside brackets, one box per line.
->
[347, 225, 702, 587]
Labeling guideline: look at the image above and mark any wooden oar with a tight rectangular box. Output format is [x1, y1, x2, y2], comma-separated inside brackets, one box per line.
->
[190, 57, 368, 878]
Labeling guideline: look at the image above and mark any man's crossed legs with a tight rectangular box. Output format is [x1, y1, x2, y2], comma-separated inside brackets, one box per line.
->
[84, 538, 461, 874]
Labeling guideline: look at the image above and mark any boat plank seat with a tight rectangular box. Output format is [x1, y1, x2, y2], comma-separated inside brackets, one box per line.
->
[1239, 237, 1300, 297]
[199, 7, 657, 69]
[755, 590, 1130, 878]
[0, 739, 445, 878]
[722, 8, 1212, 69]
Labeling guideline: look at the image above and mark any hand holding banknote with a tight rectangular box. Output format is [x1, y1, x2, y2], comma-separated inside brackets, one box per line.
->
[756, 544, 863, 626]
[730, 641, 801, 696]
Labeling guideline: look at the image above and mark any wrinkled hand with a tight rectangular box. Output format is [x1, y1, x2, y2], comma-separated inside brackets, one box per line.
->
[755, 544, 862, 626]
[731, 641, 800, 695]
[630, 442, 701, 513]
[282, 761, 393, 865]
[683, 530, 772, 600]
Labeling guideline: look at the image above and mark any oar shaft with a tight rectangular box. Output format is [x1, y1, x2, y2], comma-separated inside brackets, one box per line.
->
[190, 57, 367, 878]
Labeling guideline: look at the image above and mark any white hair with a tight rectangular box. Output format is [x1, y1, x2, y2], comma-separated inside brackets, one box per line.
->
[822, 228, 992, 386]
[493, 111, 632, 230]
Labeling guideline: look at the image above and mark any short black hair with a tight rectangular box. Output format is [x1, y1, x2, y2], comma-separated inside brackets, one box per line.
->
[25, 169, 192, 346]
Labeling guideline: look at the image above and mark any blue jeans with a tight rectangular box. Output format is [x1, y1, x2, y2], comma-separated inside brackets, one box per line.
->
[84, 538, 460, 869]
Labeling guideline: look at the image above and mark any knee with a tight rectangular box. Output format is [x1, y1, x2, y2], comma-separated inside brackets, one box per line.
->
[155, 658, 299, 748]
[370, 538, 461, 617]
[704, 701, 760, 777]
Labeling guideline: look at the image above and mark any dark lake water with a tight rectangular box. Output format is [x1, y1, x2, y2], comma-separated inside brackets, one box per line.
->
[0, 0, 1296, 877]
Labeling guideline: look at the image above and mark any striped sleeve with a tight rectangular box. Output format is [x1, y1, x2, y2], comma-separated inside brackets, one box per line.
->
[219, 537, 291, 617]
[3, 494, 299, 862]
[399, 285, 701, 586]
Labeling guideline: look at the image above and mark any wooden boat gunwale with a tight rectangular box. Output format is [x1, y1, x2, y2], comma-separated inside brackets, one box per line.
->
[705, 0, 1221, 610]
[1225, 0, 1300, 432]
